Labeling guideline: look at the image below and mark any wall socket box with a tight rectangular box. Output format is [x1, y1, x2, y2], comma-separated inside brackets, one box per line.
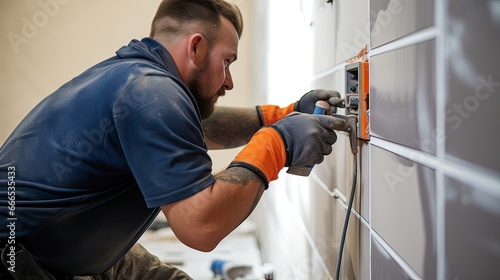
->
[345, 61, 370, 140]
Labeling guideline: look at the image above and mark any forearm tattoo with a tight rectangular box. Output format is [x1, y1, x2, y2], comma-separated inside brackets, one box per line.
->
[215, 167, 265, 219]
[203, 107, 261, 148]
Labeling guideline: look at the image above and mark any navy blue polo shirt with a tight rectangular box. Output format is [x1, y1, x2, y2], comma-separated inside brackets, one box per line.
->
[0, 38, 214, 275]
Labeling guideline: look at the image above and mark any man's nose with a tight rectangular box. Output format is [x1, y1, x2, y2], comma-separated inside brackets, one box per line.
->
[223, 69, 234, 91]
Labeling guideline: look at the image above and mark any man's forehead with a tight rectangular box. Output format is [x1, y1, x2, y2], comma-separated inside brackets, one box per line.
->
[218, 17, 239, 57]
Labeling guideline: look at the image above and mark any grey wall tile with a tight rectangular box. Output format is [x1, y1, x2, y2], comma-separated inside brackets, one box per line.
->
[257, 186, 333, 280]
[252, 203, 292, 278]
[360, 222, 370, 280]
[342, 216, 370, 280]
[445, 0, 500, 173]
[360, 141, 370, 221]
[344, 140, 369, 219]
[312, 0, 370, 73]
[445, 177, 500, 279]
[308, 179, 346, 277]
[344, 137, 359, 213]
[335, 0, 370, 64]
[311, 72, 347, 193]
[370, 39, 436, 154]
[288, 245, 331, 280]
[310, 68, 345, 112]
[371, 146, 436, 278]
[370, 0, 434, 48]
[371, 236, 412, 280]
[312, 1, 337, 75]
[311, 72, 336, 91]
[284, 176, 314, 236]
[314, 132, 348, 193]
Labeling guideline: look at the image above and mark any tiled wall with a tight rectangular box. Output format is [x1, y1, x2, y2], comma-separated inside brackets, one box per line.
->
[252, 0, 500, 279]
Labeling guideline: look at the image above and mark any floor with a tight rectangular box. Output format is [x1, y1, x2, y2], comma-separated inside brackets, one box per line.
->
[139, 217, 263, 279]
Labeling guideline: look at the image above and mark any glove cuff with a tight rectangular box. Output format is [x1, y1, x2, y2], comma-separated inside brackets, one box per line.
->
[229, 127, 287, 186]
[256, 103, 295, 126]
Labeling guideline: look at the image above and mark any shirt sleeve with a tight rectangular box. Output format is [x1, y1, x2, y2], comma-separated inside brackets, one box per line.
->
[111, 73, 214, 208]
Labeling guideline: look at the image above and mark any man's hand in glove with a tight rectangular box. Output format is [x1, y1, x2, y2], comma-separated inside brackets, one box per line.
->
[272, 112, 338, 167]
[294, 89, 344, 115]
[228, 113, 339, 187]
[256, 89, 343, 126]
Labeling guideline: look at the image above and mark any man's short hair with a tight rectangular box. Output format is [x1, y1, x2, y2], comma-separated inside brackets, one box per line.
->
[150, 0, 243, 46]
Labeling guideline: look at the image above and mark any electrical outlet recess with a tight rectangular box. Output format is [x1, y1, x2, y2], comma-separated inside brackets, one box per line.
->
[345, 61, 370, 140]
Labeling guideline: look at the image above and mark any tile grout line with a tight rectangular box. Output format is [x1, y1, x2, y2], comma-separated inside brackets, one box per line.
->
[367, 2, 372, 272]
[368, 140, 373, 280]
[442, 158, 500, 196]
[369, 26, 438, 57]
[435, 0, 446, 278]
[310, 172, 336, 198]
[335, 196, 371, 231]
[311, 62, 346, 83]
[310, 172, 366, 221]
[370, 137, 441, 168]
[436, 170, 445, 280]
[310, 172, 353, 206]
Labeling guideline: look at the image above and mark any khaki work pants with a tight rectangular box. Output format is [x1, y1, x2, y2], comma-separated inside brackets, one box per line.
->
[2, 243, 192, 280]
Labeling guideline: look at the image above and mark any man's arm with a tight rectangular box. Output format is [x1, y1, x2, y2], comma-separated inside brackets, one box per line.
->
[169, 90, 344, 251]
[202, 89, 343, 150]
[161, 166, 265, 252]
[163, 111, 341, 252]
[202, 106, 261, 149]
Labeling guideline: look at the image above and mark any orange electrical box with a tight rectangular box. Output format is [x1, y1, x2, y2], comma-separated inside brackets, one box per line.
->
[345, 61, 370, 140]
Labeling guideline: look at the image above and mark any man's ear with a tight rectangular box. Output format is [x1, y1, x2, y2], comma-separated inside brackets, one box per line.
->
[189, 34, 208, 66]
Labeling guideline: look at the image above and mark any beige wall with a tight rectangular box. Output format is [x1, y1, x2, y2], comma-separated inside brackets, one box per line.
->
[1, 0, 160, 143]
[0, 0, 254, 171]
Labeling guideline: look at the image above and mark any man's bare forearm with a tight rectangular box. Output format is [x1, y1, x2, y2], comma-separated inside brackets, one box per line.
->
[161, 166, 265, 252]
[203, 106, 262, 149]
[214, 166, 265, 221]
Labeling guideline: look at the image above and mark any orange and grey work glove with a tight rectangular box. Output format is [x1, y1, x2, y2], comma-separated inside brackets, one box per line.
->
[227, 112, 338, 188]
[256, 90, 343, 126]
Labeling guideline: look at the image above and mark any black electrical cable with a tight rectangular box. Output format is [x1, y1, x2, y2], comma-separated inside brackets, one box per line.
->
[335, 153, 357, 280]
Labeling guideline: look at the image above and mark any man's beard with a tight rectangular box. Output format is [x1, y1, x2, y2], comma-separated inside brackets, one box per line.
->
[187, 59, 223, 120]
